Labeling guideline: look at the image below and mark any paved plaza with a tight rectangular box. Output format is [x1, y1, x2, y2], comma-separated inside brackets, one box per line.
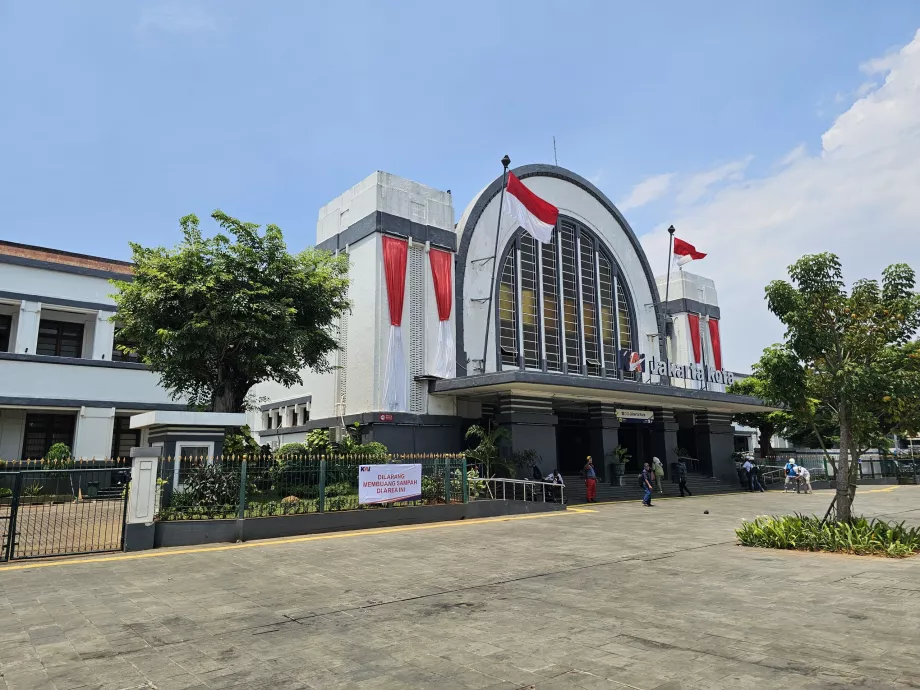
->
[1, 486, 919, 690]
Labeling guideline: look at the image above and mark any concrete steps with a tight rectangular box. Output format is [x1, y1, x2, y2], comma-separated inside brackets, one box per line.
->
[562, 472, 745, 504]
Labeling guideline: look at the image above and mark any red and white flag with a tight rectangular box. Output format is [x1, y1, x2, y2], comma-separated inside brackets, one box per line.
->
[673, 237, 707, 267]
[504, 171, 558, 243]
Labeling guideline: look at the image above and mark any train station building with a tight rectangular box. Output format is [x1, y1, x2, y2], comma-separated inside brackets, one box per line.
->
[251, 164, 772, 483]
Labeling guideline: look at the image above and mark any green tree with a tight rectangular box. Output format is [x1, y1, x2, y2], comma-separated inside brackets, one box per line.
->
[465, 421, 510, 478]
[727, 375, 791, 458]
[763, 254, 920, 521]
[112, 211, 350, 412]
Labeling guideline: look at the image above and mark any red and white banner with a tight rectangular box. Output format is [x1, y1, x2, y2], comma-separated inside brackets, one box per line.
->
[429, 248, 454, 378]
[708, 318, 722, 370]
[359, 464, 422, 504]
[382, 236, 408, 411]
[673, 237, 707, 267]
[687, 313, 702, 364]
[504, 171, 558, 243]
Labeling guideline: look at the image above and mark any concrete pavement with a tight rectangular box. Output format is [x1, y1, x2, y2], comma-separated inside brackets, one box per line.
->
[1, 486, 919, 689]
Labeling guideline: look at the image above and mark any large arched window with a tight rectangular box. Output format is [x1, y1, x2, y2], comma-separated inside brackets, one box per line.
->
[497, 218, 637, 378]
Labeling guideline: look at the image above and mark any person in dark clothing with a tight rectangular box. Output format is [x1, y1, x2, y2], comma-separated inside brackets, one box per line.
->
[677, 458, 692, 497]
[532, 463, 543, 481]
[641, 462, 655, 506]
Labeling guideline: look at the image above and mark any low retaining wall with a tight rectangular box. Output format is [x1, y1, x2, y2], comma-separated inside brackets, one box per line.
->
[149, 500, 564, 549]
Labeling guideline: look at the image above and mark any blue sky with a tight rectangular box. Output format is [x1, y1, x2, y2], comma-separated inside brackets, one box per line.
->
[3, 1, 920, 368]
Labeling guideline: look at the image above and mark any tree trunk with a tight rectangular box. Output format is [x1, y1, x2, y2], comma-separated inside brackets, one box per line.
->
[837, 402, 853, 523]
[758, 422, 775, 459]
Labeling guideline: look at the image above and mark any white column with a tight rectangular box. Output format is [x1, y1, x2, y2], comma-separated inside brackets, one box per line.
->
[14, 301, 41, 354]
[127, 447, 161, 525]
[92, 311, 116, 360]
[72, 406, 116, 459]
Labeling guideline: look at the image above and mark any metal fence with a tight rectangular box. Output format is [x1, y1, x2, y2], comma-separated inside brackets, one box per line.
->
[761, 451, 919, 483]
[0, 459, 130, 561]
[155, 454, 470, 521]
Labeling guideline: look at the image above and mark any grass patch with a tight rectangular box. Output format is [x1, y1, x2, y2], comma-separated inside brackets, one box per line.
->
[736, 514, 920, 557]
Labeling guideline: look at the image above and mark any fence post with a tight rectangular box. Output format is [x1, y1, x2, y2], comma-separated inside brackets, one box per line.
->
[3, 472, 23, 561]
[318, 458, 326, 513]
[237, 459, 248, 520]
[462, 458, 468, 503]
[443, 457, 450, 504]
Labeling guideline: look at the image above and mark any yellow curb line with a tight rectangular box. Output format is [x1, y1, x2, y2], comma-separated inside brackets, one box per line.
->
[0, 507, 589, 573]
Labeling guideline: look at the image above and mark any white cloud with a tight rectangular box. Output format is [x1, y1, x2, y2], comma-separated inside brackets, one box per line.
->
[641, 29, 920, 373]
[674, 156, 753, 205]
[139, 2, 217, 34]
[618, 173, 674, 211]
[855, 81, 877, 97]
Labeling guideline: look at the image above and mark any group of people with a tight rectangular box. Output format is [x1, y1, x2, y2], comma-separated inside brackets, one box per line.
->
[531, 464, 565, 502]
[638, 456, 693, 506]
[783, 459, 813, 494]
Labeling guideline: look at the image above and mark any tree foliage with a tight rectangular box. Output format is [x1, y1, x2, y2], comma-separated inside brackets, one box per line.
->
[465, 421, 511, 478]
[761, 253, 920, 521]
[111, 211, 350, 412]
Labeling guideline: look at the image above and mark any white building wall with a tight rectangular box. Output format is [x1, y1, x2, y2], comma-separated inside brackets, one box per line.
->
[72, 406, 116, 459]
[0, 410, 26, 461]
[457, 174, 661, 377]
[0, 263, 119, 308]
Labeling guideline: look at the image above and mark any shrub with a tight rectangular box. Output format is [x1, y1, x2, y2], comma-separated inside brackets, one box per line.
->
[305, 429, 331, 454]
[275, 442, 309, 458]
[0, 487, 12, 498]
[43, 443, 73, 467]
[182, 463, 241, 507]
[22, 481, 44, 497]
[325, 494, 359, 511]
[324, 481, 355, 498]
[736, 514, 920, 557]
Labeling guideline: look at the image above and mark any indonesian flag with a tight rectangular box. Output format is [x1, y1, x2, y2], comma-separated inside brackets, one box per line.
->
[503, 171, 558, 243]
[673, 237, 707, 267]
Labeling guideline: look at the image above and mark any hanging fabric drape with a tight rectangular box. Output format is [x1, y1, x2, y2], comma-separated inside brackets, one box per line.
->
[428, 248, 454, 379]
[687, 313, 702, 364]
[382, 236, 409, 411]
[708, 318, 722, 370]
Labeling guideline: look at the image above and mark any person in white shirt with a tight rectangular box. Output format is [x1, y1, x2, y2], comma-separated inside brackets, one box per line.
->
[652, 456, 664, 494]
[796, 465, 812, 493]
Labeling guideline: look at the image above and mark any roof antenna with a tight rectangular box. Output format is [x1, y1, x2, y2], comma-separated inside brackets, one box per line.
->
[553, 136, 558, 166]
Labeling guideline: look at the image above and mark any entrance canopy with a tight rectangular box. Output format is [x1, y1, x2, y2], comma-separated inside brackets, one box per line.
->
[429, 371, 775, 415]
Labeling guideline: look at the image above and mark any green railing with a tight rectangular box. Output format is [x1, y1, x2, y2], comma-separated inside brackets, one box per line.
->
[155, 454, 469, 521]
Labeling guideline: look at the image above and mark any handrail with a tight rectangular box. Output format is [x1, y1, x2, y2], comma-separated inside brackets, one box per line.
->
[480, 477, 565, 503]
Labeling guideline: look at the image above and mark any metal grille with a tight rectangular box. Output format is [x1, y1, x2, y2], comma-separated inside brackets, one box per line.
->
[0, 462, 129, 562]
[498, 250, 518, 366]
[617, 275, 636, 380]
[22, 414, 76, 460]
[519, 235, 540, 369]
[579, 231, 601, 376]
[337, 305, 348, 413]
[559, 222, 580, 374]
[409, 245, 425, 413]
[541, 232, 561, 372]
[598, 255, 617, 375]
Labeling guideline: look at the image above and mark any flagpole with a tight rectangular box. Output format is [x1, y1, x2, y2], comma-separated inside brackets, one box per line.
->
[481, 154, 511, 373]
[663, 225, 675, 328]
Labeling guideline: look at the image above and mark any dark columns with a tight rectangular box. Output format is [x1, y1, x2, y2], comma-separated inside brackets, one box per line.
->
[494, 395, 558, 476]
[694, 412, 736, 482]
[650, 410, 679, 479]
[586, 403, 620, 483]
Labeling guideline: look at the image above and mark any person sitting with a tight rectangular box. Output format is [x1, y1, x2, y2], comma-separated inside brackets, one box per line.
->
[543, 469, 564, 502]
[532, 463, 543, 481]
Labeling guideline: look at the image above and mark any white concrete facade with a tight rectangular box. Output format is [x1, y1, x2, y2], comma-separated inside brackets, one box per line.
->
[0, 244, 185, 461]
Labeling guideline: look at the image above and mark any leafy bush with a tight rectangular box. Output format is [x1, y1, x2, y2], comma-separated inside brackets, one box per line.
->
[22, 481, 44, 497]
[223, 426, 262, 456]
[324, 481, 355, 498]
[736, 514, 920, 557]
[43, 443, 73, 467]
[305, 429, 331, 454]
[275, 442, 309, 457]
[182, 463, 241, 507]
[0, 487, 12, 498]
[357, 441, 389, 458]
[325, 494, 359, 511]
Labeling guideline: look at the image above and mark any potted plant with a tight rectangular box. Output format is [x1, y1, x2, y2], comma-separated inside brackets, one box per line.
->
[606, 445, 631, 486]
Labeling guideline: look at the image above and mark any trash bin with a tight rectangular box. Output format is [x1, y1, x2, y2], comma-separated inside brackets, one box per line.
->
[87, 482, 99, 498]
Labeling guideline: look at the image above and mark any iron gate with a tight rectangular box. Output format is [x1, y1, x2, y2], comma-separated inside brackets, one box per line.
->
[0, 465, 130, 562]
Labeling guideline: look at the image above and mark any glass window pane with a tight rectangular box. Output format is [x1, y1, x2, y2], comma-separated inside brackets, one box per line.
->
[598, 255, 617, 374]
[519, 235, 540, 369]
[559, 222, 580, 374]
[498, 252, 518, 366]
[617, 276, 636, 381]
[541, 233, 561, 372]
[0, 314, 11, 352]
[579, 231, 601, 376]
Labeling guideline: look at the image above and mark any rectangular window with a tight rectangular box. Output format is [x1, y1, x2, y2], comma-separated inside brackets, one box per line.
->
[111, 416, 140, 459]
[541, 234, 561, 372]
[111, 327, 140, 362]
[498, 251, 518, 366]
[22, 413, 76, 460]
[579, 231, 601, 376]
[0, 314, 11, 352]
[598, 256, 617, 375]
[559, 222, 581, 374]
[519, 235, 540, 369]
[36, 319, 84, 358]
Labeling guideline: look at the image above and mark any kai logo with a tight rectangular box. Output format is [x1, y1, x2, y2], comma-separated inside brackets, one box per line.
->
[360, 466, 371, 473]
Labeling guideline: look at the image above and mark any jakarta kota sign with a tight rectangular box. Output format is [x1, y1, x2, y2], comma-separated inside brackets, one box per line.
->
[618, 349, 734, 386]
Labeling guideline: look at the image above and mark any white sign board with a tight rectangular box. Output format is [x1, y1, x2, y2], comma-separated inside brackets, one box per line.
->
[358, 464, 422, 504]
[616, 409, 654, 422]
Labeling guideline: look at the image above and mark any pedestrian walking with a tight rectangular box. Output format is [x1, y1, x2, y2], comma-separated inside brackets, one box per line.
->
[652, 456, 664, 494]
[783, 459, 798, 493]
[677, 457, 692, 497]
[583, 456, 597, 503]
[641, 462, 655, 506]
[748, 460, 765, 492]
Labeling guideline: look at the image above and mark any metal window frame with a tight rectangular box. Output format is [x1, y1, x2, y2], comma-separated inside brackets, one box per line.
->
[592, 236, 606, 377]
[574, 230, 587, 375]
[555, 218, 567, 374]
[514, 234, 525, 370]
[536, 239, 547, 371]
